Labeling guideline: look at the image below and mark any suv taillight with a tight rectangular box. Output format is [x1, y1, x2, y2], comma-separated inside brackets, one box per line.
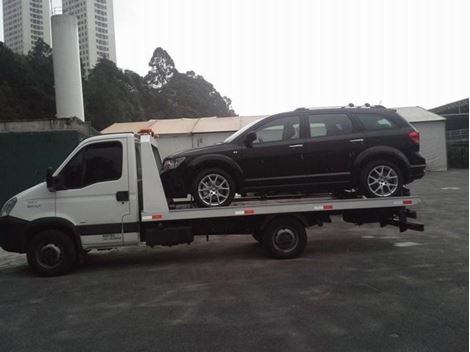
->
[408, 130, 420, 144]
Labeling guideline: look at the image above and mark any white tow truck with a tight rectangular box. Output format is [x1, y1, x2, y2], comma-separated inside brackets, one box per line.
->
[0, 131, 424, 276]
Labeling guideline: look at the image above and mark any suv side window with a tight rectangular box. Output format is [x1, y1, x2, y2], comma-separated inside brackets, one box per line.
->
[60, 142, 123, 189]
[254, 116, 300, 144]
[356, 114, 396, 131]
[308, 114, 352, 137]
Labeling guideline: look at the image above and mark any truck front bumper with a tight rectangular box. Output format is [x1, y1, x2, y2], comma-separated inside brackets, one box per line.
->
[0, 216, 29, 253]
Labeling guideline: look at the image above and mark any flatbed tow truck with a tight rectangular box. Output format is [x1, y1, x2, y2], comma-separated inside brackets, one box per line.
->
[0, 132, 424, 276]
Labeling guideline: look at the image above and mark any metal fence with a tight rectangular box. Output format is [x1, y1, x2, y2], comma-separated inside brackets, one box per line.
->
[446, 129, 469, 144]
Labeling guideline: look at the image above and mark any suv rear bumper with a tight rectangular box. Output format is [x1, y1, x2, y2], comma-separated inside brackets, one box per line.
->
[0, 216, 29, 253]
[407, 164, 426, 183]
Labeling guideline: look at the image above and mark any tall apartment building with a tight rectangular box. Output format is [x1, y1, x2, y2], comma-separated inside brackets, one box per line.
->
[2, 0, 51, 55]
[62, 0, 116, 72]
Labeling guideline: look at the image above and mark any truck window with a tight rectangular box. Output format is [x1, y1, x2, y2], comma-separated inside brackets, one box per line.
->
[60, 142, 123, 189]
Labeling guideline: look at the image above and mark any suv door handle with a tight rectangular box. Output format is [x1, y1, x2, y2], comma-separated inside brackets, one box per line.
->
[116, 191, 129, 202]
[288, 144, 303, 148]
[349, 139, 364, 143]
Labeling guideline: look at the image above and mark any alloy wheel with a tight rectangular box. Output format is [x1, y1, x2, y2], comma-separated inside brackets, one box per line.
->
[197, 173, 231, 206]
[367, 165, 399, 197]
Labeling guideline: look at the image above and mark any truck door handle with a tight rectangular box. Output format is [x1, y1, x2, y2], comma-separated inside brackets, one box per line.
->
[349, 139, 364, 143]
[288, 144, 303, 148]
[116, 191, 129, 202]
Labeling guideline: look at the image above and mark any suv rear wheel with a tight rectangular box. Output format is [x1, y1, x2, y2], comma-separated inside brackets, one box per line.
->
[192, 168, 236, 207]
[360, 159, 403, 197]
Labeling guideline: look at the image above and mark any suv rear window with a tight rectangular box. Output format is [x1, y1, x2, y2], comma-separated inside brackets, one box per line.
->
[356, 114, 396, 131]
[308, 114, 352, 137]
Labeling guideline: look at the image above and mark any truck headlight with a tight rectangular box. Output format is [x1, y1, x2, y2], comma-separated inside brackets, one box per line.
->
[163, 157, 186, 170]
[1, 197, 17, 217]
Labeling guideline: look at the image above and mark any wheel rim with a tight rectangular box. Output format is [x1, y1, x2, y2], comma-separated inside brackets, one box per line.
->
[198, 173, 231, 206]
[367, 165, 399, 197]
[36, 243, 63, 269]
[272, 227, 298, 253]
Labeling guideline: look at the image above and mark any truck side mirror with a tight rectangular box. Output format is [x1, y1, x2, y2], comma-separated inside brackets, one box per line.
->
[46, 167, 57, 192]
[244, 131, 257, 147]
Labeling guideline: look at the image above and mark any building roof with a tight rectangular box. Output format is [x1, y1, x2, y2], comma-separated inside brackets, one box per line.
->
[430, 98, 469, 115]
[395, 106, 445, 123]
[102, 115, 267, 135]
[101, 107, 443, 135]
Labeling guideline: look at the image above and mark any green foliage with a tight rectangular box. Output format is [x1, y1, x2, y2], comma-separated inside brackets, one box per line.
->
[0, 39, 55, 120]
[0, 43, 236, 129]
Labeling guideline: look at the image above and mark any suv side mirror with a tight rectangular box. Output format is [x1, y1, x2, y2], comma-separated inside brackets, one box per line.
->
[244, 131, 257, 147]
[46, 167, 59, 192]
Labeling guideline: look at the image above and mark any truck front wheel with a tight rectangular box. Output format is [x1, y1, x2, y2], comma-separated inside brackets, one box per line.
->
[27, 229, 77, 276]
[262, 218, 307, 259]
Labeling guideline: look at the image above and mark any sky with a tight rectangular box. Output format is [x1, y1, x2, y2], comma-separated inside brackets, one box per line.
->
[1, 0, 468, 116]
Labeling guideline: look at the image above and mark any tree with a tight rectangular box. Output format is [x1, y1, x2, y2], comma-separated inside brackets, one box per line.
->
[145, 47, 176, 89]
[0, 43, 236, 129]
[144, 47, 235, 118]
[0, 39, 55, 120]
[84, 59, 147, 130]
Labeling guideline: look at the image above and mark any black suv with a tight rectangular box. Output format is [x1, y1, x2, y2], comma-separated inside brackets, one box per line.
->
[161, 106, 426, 207]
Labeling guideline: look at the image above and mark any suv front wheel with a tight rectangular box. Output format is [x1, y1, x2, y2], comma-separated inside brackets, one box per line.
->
[360, 159, 403, 198]
[192, 168, 236, 207]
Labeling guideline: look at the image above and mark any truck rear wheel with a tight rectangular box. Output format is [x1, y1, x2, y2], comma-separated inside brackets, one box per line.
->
[26, 229, 77, 276]
[262, 217, 307, 259]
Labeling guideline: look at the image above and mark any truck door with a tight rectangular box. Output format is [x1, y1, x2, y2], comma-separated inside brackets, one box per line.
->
[55, 138, 134, 248]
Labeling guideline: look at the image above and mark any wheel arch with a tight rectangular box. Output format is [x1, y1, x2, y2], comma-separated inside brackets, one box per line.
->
[259, 213, 309, 232]
[353, 146, 410, 183]
[187, 154, 244, 191]
[25, 218, 82, 252]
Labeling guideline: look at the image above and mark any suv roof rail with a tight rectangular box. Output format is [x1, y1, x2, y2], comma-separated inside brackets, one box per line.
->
[341, 103, 388, 109]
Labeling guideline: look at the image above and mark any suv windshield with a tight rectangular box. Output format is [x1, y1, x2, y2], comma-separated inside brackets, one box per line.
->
[223, 117, 266, 143]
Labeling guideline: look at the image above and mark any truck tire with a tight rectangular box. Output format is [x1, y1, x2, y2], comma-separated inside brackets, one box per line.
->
[26, 229, 78, 276]
[192, 168, 236, 207]
[262, 217, 307, 259]
[360, 159, 403, 198]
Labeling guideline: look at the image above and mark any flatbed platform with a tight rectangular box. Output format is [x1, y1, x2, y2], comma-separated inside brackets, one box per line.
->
[142, 195, 420, 222]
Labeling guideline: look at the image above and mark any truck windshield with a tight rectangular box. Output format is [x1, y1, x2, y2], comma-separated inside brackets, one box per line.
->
[223, 117, 265, 143]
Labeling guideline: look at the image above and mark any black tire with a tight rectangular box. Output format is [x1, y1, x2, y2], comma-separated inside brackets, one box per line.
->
[191, 168, 236, 207]
[360, 159, 403, 198]
[26, 229, 78, 276]
[262, 217, 307, 259]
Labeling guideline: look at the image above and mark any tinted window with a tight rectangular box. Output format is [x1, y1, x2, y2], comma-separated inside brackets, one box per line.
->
[308, 114, 352, 137]
[60, 142, 122, 189]
[61, 148, 85, 189]
[356, 114, 396, 130]
[254, 116, 300, 144]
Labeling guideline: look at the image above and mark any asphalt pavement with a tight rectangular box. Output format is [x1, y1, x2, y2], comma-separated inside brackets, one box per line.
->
[0, 169, 468, 352]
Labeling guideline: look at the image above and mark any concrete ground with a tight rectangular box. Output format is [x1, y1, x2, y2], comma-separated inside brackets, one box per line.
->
[0, 170, 468, 352]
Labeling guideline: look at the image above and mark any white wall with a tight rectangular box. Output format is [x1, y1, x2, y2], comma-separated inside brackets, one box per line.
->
[411, 121, 447, 171]
[192, 132, 232, 148]
[157, 135, 193, 159]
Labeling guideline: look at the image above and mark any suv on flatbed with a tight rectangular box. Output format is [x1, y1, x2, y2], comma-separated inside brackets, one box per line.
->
[161, 106, 426, 207]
